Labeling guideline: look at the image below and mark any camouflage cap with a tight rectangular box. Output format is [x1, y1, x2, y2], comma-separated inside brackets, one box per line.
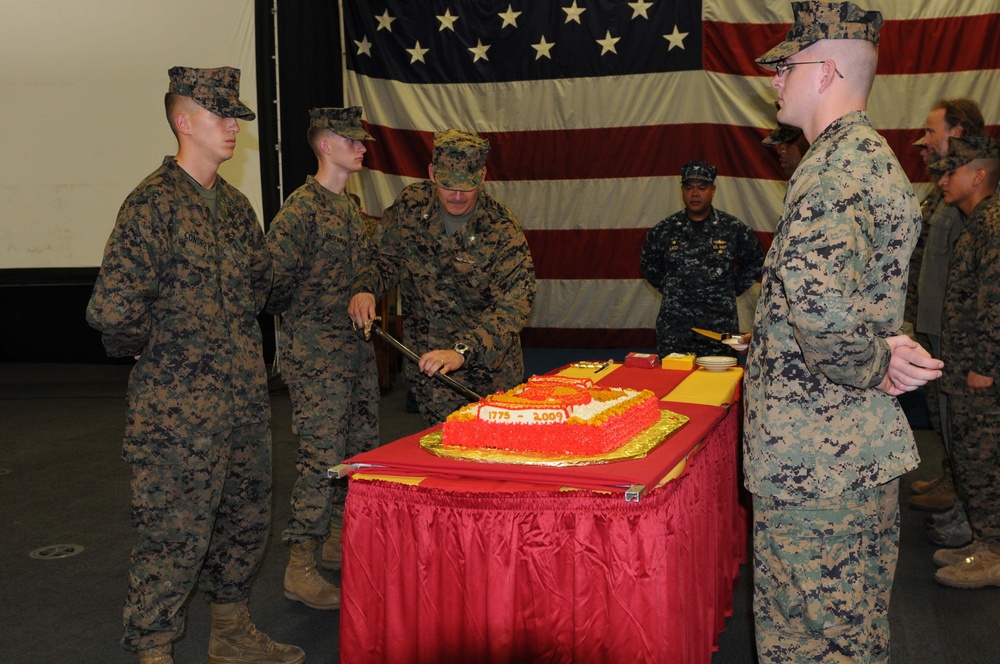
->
[168, 66, 255, 120]
[432, 129, 490, 191]
[762, 123, 805, 146]
[681, 160, 717, 183]
[309, 106, 374, 140]
[928, 135, 1000, 173]
[756, 2, 883, 69]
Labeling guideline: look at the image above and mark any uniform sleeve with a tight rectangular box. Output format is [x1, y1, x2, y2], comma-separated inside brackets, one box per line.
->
[467, 220, 536, 371]
[777, 175, 891, 389]
[976, 215, 1000, 378]
[732, 218, 765, 296]
[353, 199, 404, 299]
[264, 201, 309, 315]
[85, 199, 159, 357]
[640, 222, 667, 292]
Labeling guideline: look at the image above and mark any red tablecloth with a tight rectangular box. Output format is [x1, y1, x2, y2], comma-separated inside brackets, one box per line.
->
[339, 367, 747, 663]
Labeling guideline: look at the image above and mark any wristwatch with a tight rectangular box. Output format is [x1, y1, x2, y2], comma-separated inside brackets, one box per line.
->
[453, 342, 471, 358]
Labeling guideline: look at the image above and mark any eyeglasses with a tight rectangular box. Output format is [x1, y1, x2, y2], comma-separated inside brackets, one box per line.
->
[774, 60, 844, 79]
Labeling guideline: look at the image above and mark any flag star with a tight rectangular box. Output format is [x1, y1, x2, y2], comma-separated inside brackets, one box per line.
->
[406, 40, 429, 63]
[469, 39, 491, 62]
[597, 30, 620, 55]
[375, 10, 395, 32]
[499, 5, 522, 29]
[628, 1, 654, 19]
[437, 9, 459, 32]
[562, 1, 586, 24]
[663, 25, 688, 50]
[532, 35, 555, 60]
[354, 35, 372, 56]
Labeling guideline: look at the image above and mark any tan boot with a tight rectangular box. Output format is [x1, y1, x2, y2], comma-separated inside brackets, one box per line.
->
[283, 541, 341, 610]
[207, 602, 305, 664]
[909, 474, 956, 512]
[138, 644, 173, 664]
[910, 475, 943, 495]
[320, 520, 342, 571]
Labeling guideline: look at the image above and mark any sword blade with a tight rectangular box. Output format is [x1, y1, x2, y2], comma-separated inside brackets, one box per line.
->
[369, 324, 483, 402]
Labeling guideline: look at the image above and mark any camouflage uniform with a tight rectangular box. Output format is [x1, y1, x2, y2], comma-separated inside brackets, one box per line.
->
[939, 192, 1000, 545]
[744, 105, 920, 662]
[265, 174, 379, 542]
[86, 152, 273, 650]
[640, 207, 763, 358]
[358, 180, 535, 425]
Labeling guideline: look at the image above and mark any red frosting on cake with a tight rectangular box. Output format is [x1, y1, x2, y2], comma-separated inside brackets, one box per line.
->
[442, 376, 661, 456]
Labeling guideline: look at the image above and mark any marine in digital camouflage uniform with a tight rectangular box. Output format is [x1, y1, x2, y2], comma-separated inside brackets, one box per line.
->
[86, 67, 303, 664]
[265, 107, 379, 610]
[930, 136, 1000, 588]
[640, 160, 764, 358]
[350, 129, 536, 426]
[762, 107, 811, 179]
[745, 4, 943, 662]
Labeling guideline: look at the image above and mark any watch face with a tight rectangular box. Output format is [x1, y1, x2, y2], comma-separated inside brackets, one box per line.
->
[454, 343, 469, 355]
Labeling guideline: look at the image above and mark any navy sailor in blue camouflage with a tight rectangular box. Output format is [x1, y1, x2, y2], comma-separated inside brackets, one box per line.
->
[745, 4, 944, 662]
[349, 129, 536, 426]
[87, 67, 304, 664]
[640, 160, 764, 358]
[265, 107, 380, 611]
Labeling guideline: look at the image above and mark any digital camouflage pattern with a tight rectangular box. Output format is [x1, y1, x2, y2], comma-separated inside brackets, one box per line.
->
[680, 160, 717, 182]
[744, 110, 921, 501]
[948, 395, 1000, 544]
[762, 123, 804, 147]
[265, 176, 381, 542]
[640, 207, 764, 358]
[753, 482, 898, 663]
[431, 129, 490, 191]
[308, 106, 374, 141]
[167, 66, 255, 120]
[928, 135, 1000, 173]
[87, 155, 273, 651]
[356, 180, 535, 425]
[87, 156, 273, 454]
[757, 1, 883, 67]
[940, 194, 1000, 396]
[284, 377, 379, 542]
[122, 421, 272, 650]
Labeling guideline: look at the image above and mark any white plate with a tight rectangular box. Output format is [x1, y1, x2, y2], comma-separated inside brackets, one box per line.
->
[695, 356, 737, 372]
[722, 338, 749, 351]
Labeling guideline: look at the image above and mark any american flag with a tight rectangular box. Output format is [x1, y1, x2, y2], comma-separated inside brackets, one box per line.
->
[341, 0, 1000, 348]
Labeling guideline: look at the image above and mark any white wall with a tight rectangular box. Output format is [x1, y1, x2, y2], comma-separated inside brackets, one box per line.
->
[0, 1, 261, 269]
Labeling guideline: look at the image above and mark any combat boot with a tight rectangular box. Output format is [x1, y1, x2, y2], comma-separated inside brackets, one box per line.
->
[320, 520, 342, 571]
[207, 602, 305, 664]
[910, 474, 943, 495]
[284, 541, 341, 610]
[138, 644, 173, 664]
[908, 474, 956, 512]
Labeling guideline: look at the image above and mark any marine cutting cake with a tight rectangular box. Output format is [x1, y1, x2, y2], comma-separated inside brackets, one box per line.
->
[441, 375, 661, 456]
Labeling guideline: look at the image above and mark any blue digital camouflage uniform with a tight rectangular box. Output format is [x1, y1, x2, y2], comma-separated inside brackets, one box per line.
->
[640, 207, 763, 357]
[86, 156, 274, 651]
[744, 110, 920, 663]
[265, 175, 380, 542]
[939, 193, 1000, 546]
[356, 180, 536, 425]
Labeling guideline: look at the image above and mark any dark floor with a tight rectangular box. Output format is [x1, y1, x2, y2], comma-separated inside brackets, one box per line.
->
[1, 360, 997, 663]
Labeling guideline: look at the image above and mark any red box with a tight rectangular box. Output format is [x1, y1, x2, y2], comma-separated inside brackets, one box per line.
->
[624, 352, 659, 369]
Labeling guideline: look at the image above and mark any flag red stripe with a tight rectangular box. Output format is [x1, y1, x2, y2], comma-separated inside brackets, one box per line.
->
[525, 228, 774, 280]
[704, 14, 1000, 77]
[364, 123, 785, 183]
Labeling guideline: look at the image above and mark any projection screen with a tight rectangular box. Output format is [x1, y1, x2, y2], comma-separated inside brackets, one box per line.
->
[0, 1, 261, 270]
